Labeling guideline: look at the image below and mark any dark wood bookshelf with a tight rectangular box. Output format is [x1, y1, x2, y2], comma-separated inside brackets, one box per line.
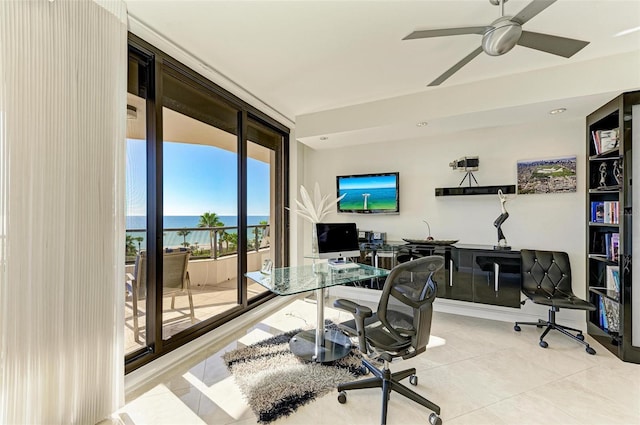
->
[585, 91, 640, 363]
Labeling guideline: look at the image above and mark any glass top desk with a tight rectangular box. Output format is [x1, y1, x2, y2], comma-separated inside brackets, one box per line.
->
[246, 263, 390, 362]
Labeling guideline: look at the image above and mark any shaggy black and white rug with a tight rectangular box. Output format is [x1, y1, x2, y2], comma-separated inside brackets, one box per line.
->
[222, 325, 365, 424]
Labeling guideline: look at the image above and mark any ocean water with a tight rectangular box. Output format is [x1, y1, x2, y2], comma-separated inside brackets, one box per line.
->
[126, 215, 269, 230]
[126, 215, 270, 250]
[338, 187, 397, 211]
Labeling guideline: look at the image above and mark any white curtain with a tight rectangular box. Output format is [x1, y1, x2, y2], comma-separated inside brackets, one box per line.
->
[0, 1, 127, 423]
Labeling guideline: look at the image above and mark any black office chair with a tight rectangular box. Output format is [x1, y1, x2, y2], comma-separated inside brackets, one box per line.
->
[333, 256, 444, 425]
[514, 249, 597, 355]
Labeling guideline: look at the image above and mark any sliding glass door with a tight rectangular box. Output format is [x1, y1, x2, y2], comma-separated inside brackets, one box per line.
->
[125, 35, 289, 372]
[161, 69, 242, 341]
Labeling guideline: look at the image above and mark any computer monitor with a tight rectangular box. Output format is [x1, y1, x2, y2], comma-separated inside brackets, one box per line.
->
[315, 222, 361, 260]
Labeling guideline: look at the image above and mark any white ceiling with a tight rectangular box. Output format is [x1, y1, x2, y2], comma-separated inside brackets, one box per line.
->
[125, 0, 640, 149]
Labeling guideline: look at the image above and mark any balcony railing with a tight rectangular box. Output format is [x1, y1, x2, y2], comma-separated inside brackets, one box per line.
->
[125, 224, 269, 263]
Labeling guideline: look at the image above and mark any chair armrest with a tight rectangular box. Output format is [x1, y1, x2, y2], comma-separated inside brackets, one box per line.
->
[125, 273, 135, 296]
[334, 299, 372, 355]
[333, 299, 372, 317]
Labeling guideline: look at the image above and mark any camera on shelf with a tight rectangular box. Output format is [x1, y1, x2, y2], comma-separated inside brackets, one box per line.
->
[449, 156, 479, 171]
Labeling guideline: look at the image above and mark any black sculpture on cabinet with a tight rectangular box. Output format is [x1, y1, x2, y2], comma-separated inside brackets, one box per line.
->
[493, 189, 510, 250]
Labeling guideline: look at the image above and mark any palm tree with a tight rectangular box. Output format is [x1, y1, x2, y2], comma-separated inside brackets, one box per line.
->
[255, 220, 269, 248]
[125, 235, 137, 257]
[227, 232, 238, 249]
[226, 232, 238, 254]
[176, 228, 191, 248]
[217, 228, 228, 253]
[133, 236, 144, 253]
[221, 231, 233, 253]
[198, 212, 224, 257]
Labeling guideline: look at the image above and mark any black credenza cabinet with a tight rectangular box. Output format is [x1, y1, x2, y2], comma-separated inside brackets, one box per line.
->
[398, 243, 522, 308]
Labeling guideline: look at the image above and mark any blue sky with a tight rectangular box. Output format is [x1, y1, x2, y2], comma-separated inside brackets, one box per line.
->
[126, 139, 271, 216]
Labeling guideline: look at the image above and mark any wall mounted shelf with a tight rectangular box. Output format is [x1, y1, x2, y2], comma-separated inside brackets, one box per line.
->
[435, 185, 516, 197]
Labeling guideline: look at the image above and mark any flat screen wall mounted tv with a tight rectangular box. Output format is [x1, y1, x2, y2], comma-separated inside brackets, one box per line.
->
[336, 172, 399, 214]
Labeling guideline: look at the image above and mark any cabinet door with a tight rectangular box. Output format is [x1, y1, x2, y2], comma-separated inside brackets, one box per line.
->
[397, 245, 448, 297]
[473, 253, 521, 308]
[447, 249, 474, 302]
[431, 246, 449, 298]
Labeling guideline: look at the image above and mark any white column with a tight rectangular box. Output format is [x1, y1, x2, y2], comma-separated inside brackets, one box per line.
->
[0, 1, 127, 423]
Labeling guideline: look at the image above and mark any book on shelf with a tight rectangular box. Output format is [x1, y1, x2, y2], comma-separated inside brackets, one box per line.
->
[590, 201, 619, 224]
[590, 201, 604, 223]
[603, 232, 619, 261]
[601, 201, 620, 224]
[599, 128, 620, 151]
[610, 233, 619, 261]
[591, 128, 620, 154]
[605, 265, 621, 294]
[599, 296, 609, 330]
[603, 297, 620, 333]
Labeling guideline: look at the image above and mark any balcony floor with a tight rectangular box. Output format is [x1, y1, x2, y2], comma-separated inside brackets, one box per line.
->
[125, 279, 268, 354]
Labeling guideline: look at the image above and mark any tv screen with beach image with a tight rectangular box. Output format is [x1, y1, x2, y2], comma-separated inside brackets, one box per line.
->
[336, 172, 399, 214]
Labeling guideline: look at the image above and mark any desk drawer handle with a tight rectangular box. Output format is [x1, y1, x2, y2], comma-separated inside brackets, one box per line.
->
[449, 259, 453, 287]
[494, 263, 499, 292]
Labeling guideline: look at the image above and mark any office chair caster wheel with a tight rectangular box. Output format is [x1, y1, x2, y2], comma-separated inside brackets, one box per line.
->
[586, 346, 596, 355]
[576, 333, 585, 341]
[429, 413, 442, 425]
[360, 365, 370, 375]
[514, 325, 521, 332]
[337, 391, 347, 404]
[539, 340, 548, 348]
[409, 375, 418, 386]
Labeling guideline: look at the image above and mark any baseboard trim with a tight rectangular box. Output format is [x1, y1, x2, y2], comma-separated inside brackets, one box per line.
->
[328, 286, 585, 331]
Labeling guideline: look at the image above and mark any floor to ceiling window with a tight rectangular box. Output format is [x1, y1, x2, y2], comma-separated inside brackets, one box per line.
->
[125, 35, 289, 372]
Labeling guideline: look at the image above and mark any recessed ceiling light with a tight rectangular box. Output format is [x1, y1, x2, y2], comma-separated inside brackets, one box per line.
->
[416, 121, 428, 127]
[549, 108, 566, 115]
[320, 136, 328, 140]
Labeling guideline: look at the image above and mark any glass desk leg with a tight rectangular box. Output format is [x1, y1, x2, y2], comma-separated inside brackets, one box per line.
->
[289, 287, 352, 362]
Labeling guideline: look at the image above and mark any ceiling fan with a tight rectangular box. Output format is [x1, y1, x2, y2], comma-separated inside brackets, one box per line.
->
[403, 0, 589, 86]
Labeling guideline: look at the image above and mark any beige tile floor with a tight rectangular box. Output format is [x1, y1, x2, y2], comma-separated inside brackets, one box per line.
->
[112, 297, 640, 425]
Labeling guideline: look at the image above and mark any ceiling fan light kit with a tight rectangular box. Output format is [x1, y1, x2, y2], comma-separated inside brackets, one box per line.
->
[482, 17, 522, 56]
[404, 0, 590, 86]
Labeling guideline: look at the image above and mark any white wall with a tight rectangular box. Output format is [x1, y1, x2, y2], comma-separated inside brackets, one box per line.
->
[304, 117, 588, 326]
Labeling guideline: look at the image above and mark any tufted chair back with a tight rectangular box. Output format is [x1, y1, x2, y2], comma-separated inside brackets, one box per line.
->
[521, 249, 572, 299]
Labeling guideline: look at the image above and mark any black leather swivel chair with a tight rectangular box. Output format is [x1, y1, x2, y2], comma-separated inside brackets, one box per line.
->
[514, 249, 597, 355]
[333, 256, 444, 425]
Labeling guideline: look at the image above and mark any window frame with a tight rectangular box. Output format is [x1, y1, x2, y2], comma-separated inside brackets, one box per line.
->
[125, 33, 290, 373]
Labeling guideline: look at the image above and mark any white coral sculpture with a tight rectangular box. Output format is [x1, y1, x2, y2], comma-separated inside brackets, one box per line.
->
[290, 182, 346, 223]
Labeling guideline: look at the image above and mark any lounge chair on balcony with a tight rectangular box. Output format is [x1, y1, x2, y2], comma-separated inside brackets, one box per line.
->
[126, 250, 195, 342]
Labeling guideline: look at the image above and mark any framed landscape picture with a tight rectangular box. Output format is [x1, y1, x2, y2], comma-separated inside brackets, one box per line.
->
[517, 155, 577, 194]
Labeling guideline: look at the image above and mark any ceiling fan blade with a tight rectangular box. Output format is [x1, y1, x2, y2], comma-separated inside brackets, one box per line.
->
[518, 31, 589, 58]
[428, 46, 484, 87]
[512, 0, 557, 25]
[403, 26, 489, 40]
